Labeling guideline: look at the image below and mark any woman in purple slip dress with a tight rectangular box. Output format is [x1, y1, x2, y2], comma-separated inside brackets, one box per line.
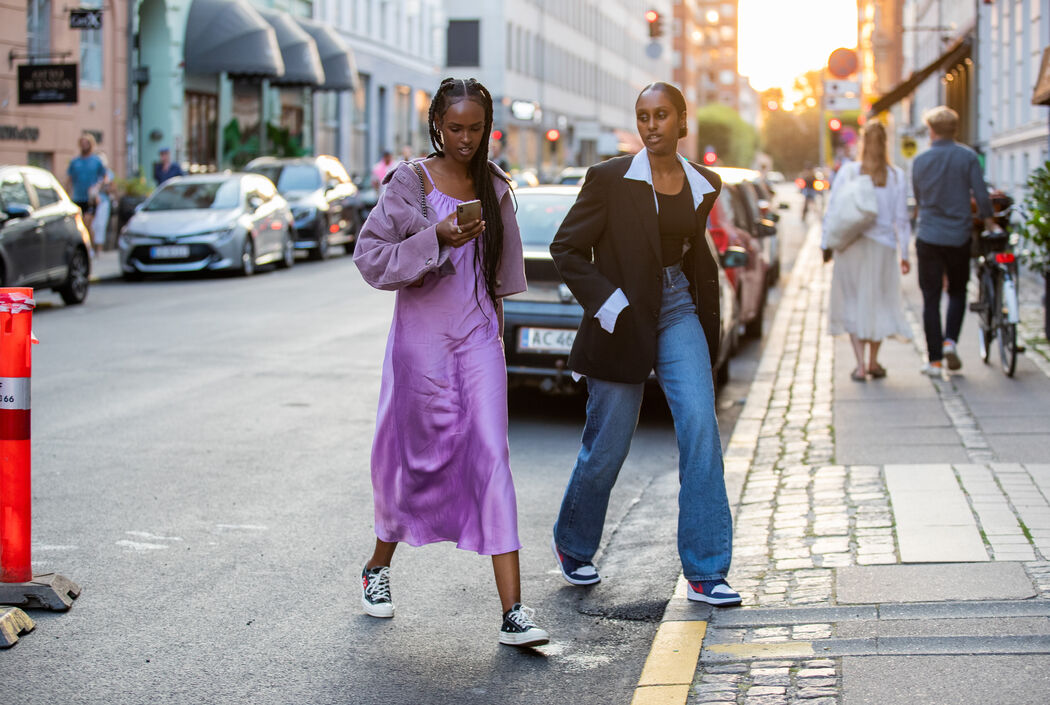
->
[352, 78, 548, 648]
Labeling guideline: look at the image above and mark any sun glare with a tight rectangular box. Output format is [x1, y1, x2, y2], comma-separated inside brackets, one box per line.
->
[738, 0, 858, 93]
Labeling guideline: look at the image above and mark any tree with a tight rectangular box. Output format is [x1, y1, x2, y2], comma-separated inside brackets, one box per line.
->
[694, 104, 758, 167]
[761, 107, 820, 175]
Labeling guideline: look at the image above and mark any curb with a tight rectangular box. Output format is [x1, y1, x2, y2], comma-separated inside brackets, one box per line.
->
[630, 222, 825, 705]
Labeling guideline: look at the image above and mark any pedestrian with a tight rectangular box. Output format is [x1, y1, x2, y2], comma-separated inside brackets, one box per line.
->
[822, 122, 913, 381]
[92, 152, 115, 256]
[153, 147, 183, 186]
[912, 106, 1003, 376]
[371, 150, 395, 194]
[548, 82, 741, 607]
[66, 134, 107, 243]
[801, 165, 818, 220]
[352, 77, 549, 647]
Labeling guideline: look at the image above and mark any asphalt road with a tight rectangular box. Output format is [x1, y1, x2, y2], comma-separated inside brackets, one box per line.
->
[4, 185, 807, 704]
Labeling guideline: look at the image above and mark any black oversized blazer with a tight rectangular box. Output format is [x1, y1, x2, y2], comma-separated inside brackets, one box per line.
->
[549, 154, 723, 384]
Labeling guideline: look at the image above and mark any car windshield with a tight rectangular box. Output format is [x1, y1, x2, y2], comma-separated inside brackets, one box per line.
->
[250, 164, 321, 193]
[515, 193, 576, 247]
[145, 180, 241, 211]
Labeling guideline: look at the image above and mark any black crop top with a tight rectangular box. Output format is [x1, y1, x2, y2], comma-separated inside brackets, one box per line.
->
[656, 181, 694, 267]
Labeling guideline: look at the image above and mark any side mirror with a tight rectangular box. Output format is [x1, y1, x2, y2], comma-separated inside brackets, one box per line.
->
[721, 245, 749, 269]
[757, 218, 777, 238]
[2, 203, 32, 220]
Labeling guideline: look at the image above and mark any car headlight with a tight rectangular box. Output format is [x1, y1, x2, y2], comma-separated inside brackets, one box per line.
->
[196, 227, 234, 243]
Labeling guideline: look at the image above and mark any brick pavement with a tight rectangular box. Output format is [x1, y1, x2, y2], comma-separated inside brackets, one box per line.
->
[631, 222, 1050, 705]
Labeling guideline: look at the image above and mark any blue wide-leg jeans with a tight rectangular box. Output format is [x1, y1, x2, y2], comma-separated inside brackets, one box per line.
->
[553, 264, 733, 581]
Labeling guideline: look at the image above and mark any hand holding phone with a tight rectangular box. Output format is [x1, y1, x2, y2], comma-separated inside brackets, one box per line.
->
[456, 199, 482, 225]
[438, 199, 484, 247]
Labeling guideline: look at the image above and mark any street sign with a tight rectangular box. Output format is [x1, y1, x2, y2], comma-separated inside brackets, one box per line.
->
[824, 80, 860, 97]
[17, 63, 78, 104]
[825, 95, 861, 111]
[828, 48, 858, 78]
[69, 9, 102, 30]
[901, 136, 918, 159]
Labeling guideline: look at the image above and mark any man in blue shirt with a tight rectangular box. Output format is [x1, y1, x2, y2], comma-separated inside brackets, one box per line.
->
[912, 106, 1002, 376]
[153, 147, 183, 185]
[66, 134, 107, 242]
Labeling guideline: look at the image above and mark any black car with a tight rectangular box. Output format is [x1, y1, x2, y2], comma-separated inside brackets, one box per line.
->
[504, 185, 744, 392]
[245, 155, 359, 260]
[0, 165, 91, 304]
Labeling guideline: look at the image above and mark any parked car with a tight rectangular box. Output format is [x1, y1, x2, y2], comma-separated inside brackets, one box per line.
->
[118, 173, 294, 279]
[245, 155, 358, 259]
[0, 164, 91, 304]
[509, 169, 540, 189]
[351, 175, 379, 224]
[712, 166, 781, 288]
[556, 167, 588, 185]
[503, 185, 744, 391]
[708, 181, 769, 341]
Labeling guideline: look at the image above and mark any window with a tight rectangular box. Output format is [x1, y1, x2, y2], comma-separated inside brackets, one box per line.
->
[446, 19, 480, 66]
[27, 0, 51, 62]
[0, 171, 32, 210]
[24, 169, 60, 207]
[27, 151, 54, 173]
[79, 0, 103, 87]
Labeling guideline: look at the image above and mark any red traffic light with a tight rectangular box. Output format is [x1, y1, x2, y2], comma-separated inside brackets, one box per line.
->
[491, 129, 503, 141]
[646, 9, 663, 37]
[828, 118, 843, 131]
[645, 10, 659, 23]
[545, 129, 560, 142]
[703, 151, 717, 165]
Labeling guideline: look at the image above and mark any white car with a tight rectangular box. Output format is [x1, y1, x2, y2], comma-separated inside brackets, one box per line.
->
[119, 173, 294, 279]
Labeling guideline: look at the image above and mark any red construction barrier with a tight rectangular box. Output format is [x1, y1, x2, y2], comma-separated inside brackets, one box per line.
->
[0, 288, 34, 583]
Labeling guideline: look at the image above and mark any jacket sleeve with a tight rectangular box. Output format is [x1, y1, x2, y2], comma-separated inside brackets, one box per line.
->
[548, 164, 617, 317]
[969, 153, 993, 219]
[352, 179, 451, 291]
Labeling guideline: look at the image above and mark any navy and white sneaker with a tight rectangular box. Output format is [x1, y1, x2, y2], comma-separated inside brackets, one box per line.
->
[361, 566, 394, 618]
[687, 579, 742, 606]
[499, 603, 550, 647]
[551, 537, 601, 585]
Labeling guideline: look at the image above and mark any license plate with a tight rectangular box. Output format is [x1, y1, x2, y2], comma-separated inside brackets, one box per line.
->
[150, 245, 190, 259]
[518, 327, 576, 354]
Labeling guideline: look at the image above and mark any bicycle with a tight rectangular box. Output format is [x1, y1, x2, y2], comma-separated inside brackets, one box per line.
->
[969, 223, 1024, 376]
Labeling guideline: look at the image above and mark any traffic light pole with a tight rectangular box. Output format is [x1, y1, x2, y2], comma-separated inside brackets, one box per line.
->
[819, 68, 827, 168]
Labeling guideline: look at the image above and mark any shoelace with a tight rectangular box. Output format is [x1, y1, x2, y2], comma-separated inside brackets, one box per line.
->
[365, 568, 391, 602]
[507, 605, 538, 630]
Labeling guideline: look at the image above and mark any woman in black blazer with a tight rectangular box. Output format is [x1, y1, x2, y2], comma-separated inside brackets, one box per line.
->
[548, 83, 739, 606]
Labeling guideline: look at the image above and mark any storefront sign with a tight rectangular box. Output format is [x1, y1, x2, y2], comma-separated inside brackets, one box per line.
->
[0, 126, 40, 142]
[69, 9, 103, 30]
[17, 64, 78, 105]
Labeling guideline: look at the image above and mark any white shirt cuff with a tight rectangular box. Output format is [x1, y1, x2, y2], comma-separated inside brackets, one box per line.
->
[595, 288, 629, 334]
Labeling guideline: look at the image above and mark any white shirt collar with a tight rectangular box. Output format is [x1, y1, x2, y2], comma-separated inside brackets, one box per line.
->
[623, 149, 716, 210]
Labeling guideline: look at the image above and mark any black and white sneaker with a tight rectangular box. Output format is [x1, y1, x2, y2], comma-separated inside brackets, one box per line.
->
[361, 566, 394, 618]
[551, 537, 601, 585]
[499, 603, 550, 647]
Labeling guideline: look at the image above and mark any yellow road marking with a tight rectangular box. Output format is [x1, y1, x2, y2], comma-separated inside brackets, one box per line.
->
[630, 685, 691, 705]
[636, 620, 707, 686]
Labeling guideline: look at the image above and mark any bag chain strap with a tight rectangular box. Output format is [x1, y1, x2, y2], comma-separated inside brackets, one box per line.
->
[410, 162, 428, 219]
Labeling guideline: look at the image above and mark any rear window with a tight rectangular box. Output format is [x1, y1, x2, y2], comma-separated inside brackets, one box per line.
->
[145, 180, 241, 211]
[248, 163, 321, 193]
[514, 193, 576, 247]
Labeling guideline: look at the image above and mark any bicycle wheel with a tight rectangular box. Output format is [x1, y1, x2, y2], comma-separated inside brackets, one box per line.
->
[995, 277, 1018, 376]
[976, 270, 993, 364]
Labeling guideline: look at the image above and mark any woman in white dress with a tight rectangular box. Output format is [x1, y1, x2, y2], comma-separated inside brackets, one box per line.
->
[822, 122, 913, 380]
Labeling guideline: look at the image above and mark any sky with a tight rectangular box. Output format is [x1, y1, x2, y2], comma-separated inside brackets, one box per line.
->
[737, 0, 858, 94]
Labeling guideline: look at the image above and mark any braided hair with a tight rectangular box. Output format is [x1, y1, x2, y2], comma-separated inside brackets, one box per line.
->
[427, 77, 509, 306]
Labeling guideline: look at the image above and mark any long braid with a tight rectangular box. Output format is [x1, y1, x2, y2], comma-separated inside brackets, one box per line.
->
[426, 77, 509, 306]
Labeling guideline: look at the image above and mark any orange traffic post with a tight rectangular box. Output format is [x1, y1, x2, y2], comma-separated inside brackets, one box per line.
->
[0, 288, 79, 612]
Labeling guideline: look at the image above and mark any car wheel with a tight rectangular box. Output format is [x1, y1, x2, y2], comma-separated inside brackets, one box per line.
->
[309, 222, 330, 261]
[277, 227, 295, 269]
[58, 247, 90, 305]
[240, 237, 256, 276]
[743, 290, 765, 339]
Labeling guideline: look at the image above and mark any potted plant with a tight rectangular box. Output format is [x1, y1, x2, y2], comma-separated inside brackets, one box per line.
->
[114, 175, 152, 233]
[1020, 160, 1050, 338]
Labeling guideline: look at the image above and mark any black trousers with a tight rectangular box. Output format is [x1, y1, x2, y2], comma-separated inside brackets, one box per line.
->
[916, 239, 971, 362]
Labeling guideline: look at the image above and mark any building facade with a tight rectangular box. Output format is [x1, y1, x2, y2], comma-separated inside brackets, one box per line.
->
[685, 0, 740, 114]
[1, 1, 130, 179]
[441, 0, 673, 176]
[314, 0, 445, 179]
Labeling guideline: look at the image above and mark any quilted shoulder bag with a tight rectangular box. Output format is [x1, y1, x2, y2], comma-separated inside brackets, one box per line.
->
[823, 165, 878, 251]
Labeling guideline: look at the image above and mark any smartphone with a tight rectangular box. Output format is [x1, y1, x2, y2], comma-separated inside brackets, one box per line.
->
[456, 199, 482, 225]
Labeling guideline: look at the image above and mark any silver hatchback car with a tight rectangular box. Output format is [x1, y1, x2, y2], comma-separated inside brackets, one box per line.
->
[118, 173, 294, 279]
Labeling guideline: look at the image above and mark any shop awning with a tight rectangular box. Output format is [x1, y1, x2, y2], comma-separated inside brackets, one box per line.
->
[295, 17, 362, 94]
[1033, 47, 1050, 106]
[254, 8, 325, 87]
[184, 0, 285, 78]
[867, 36, 972, 118]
